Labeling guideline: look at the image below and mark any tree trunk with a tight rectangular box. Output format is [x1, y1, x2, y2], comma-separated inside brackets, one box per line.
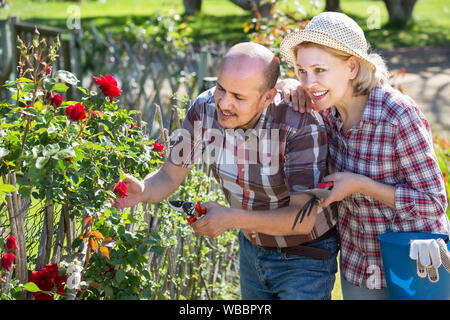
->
[183, 0, 202, 16]
[325, 0, 341, 12]
[383, 0, 417, 26]
[229, 0, 275, 19]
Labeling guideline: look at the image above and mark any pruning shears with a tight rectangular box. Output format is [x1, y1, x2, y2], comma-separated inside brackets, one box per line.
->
[291, 181, 334, 230]
[168, 200, 207, 224]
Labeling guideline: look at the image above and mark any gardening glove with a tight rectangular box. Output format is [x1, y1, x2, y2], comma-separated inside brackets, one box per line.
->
[409, 239, 441, 283]
[437, 238, 450, 274]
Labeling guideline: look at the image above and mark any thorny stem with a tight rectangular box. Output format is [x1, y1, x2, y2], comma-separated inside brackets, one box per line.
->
[18, 47, 43, 164]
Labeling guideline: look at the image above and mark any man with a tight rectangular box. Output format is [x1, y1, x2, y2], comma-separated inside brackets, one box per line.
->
[113, 42, 338, 300]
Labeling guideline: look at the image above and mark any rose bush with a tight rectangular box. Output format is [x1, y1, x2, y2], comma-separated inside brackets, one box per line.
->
[1, 28, 238, 301]
[0, 30, 166, 299]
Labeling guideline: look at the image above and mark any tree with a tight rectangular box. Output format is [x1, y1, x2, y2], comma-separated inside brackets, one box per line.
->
[383, 0, 417, 26]
[183, 0, 202, 16]
[229, 0, 275, 18]
[182, 0, 276, 18]
[325, 0, 341, 12]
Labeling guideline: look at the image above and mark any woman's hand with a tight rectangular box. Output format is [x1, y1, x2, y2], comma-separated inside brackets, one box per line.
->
[318, 172, 367, 207]
[275, 78, 313, 113]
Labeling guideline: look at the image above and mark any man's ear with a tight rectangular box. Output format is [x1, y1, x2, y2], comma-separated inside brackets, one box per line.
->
[262, 88, 277, 106]
[347, 56, 360, 80]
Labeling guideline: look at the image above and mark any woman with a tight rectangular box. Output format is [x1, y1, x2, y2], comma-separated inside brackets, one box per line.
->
[278, 12, 449, 299]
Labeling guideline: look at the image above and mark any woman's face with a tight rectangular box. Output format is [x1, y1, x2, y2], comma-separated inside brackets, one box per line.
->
[295, 45, 357, 111]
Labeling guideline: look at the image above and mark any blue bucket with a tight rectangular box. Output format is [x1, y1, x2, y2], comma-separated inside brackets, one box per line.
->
[377, 232, 450, 300]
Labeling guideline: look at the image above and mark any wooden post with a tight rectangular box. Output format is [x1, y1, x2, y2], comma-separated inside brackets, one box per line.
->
[4, 173, 28, 288]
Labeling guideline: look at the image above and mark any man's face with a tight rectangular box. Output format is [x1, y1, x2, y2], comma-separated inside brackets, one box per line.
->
[214, 61, 271, 130]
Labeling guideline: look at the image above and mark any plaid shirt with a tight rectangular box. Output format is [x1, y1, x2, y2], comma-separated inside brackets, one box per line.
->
[322, 85, 449, 288]
[169, 88, 336, 248]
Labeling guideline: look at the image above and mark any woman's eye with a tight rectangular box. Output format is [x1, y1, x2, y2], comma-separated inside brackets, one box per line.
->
[316, 68, 325, 73]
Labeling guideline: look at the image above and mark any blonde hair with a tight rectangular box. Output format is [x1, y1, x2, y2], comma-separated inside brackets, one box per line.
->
[293, 42, 389, 96]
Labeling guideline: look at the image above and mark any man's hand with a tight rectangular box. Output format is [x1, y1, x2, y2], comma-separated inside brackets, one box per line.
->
[191, 202, 234, 238]
[276, 78, 313, 113]
[112, 175, 145, 210]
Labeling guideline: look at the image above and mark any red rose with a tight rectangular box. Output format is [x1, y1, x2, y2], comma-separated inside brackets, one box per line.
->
[65, 157, 72, 162]
[4, 235, 18, 251]
[1, 252, 15, 271]
[29, 264, 64, 300]
[152, 142, 164, 153]
[65, 103, 86, 122]
[50, 93, 63, 108]
[55, 275, 66, 296]
[113, 181, 128, 198]
[22, 104, 32, 117]
[152, 142, 164, 157]
[93, 74, 121, 103]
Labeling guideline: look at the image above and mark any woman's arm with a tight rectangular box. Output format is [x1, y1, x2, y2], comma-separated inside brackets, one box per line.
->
[318, 172, 395, 209]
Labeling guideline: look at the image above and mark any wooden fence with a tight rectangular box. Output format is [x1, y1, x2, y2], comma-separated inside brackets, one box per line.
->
[0, 18, 239, 300]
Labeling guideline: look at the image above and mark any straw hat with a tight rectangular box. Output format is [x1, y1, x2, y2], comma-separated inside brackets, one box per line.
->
[280, 12, 376, 71]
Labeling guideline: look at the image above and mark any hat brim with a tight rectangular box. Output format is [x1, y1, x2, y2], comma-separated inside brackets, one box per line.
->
[280, 29, 376, 71]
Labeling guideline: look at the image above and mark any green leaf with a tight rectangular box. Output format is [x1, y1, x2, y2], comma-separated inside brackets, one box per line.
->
[0, 147, 9, 158]
[104, 285, 114, 298]
[32, 145, 44, 158]
[52, 82, 69, 93]
[54, 70, 79, 86]
[121, 212, 137, 224]
[115, 269, 126, 284]
[77, 87, 88, 94]
[42, 77, 56, 91]
[23, 282, 41, 293]
[54, 148, 76, 160]
[35, 156, 50, 169]
[43, 144, 60, 157]
[0, 184, 16, 194]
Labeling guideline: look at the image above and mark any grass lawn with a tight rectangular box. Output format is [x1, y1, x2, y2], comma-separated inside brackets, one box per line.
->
[1, 0, 449, 47]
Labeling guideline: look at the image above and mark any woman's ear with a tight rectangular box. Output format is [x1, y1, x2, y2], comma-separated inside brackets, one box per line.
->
[347, 56, 360, 80]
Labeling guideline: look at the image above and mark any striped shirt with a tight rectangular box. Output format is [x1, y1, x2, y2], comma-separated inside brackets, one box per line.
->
[322, 84, 449, 288]
[169, 87, 337, 247]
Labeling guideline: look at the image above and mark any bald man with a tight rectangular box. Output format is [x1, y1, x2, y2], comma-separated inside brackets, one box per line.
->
[113, 42, 338, 300]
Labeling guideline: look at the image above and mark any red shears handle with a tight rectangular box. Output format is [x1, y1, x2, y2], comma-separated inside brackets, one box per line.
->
[317, 181, 334, 189]
[187, 202, 207, 224]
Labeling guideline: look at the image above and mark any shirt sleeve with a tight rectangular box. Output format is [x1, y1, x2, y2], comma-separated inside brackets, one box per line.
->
[167, 99, 203, 169]
[394, 106, 448, 221]
[283, 118, 328, 194]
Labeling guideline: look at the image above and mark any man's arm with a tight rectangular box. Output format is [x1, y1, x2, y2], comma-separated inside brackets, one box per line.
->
[112, 162, 191, 209]
[192, 193, 317, 237]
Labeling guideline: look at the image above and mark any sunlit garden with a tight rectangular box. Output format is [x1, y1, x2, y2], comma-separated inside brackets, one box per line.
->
[0, 0, 449, 303]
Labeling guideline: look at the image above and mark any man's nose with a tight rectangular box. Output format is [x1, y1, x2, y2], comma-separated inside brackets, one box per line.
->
[218, 92, 233, 110]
